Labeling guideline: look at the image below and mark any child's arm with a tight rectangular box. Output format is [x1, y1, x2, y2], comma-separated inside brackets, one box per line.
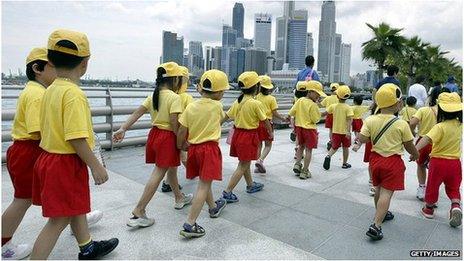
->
[405, 140, 420, 161]
[409, 117, 419, 137]
[221, 114, 230, 125]
[265, 119, 273, 139]
[176, 125, 188, 151]
[113, 105, 147, 142]
[272, 110, 287, 122]
[415, 135, 431, 151]
[345, 117, 352, 138]
[170, 113, 180, 134]
[69, 138, 108, 185]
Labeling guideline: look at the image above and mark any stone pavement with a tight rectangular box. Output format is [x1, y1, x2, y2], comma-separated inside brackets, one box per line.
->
[2, 127, 462, 260]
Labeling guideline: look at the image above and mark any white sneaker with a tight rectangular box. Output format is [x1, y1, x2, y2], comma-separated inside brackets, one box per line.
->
[450, 208, 462, 228]
[174, 193, 193, 209]
[126, 215, 155, 228]
[369, 185, 376, 196]
[2, 241, 32, 260]
[86, 210, 103, 227]
[416, 186, 425, 201]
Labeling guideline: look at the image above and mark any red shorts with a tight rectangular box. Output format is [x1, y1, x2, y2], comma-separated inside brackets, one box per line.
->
[363, 141, 372, 163]
[187, 141, 222, 181]
[325, 114, 333, 128]
[416, 137, 432, 166]
[230, 128, 260, 161]
[146, 127, 180, 168]
[32, 152, 90, 217]
[369, 152, 405, 191]
[331, 133, 351, 149]
[6, 140, 43, 199]
[295, 126, 318, 149]
[257, 121, 274, 141]
[352, 119, 363, 133]
[425, 158, 462, 204]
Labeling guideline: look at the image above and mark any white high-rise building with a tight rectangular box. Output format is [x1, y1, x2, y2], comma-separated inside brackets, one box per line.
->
[340, 43, 351, 84]
[306, 32, 314, 57]
[254, 13, 272, 53]
[287, 9, 308, 70]
[332, 33, 342, 82]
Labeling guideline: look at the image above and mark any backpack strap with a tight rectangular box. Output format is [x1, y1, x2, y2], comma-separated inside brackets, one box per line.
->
[373, 117, 399, 145]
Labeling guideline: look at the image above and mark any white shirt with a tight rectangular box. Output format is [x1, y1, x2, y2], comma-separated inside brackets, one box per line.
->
[408, 83, 428, 108]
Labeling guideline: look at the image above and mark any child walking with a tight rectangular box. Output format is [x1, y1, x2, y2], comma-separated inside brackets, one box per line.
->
[399, 96, 417, 123]
[222, 71, 272, 203]
[323, 85, 354, 170]
[254, 75, 287, 174]
[289, 81, 326, 179]
[113, 62, 193, 228]
[357, 83, 419, 241]
[417, 92, 462, 227]
[321, 83, 339, 150]
[351, 95, 369, 138]
[177, 69, 229, 238]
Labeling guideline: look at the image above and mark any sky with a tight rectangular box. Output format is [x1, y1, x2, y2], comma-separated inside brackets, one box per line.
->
[2, 0, 463, 81]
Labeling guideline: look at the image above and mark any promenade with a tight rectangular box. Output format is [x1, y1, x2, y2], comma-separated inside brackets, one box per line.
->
[2, 127, 461, 260]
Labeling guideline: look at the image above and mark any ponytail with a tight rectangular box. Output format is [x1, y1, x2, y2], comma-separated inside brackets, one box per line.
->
[237, 83, 258, 103]
[153, 67, 166, 111]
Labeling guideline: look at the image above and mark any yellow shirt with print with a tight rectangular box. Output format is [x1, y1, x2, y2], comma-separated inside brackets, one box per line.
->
[256, 93, 278, 120]
[179, 92, 194, 112]
[412, 106, 437, 137]
[321, 94, 338, 108]
[39, 78, 95, 154]
[426, 120, 462, 159]
[11, 81, 46, 140]
[288, 97, 320, 130]
[179, 98, 225, 144]
[141, 90, 182, 131]
[352, 105, 369, 119]
[327, 103, 354, 134]
[226, 95, 267, 129]
[399, 106, 417, 122]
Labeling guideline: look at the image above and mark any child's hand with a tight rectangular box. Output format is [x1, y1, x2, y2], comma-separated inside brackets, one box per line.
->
[91, 165, 109, 185]
[181, 141, 190, 151]
[113, 128, 126, 143]
[352, 143, 361, 152]
[409, 154, 418, 162]
[268, 130, 274, 140]
[345, 132, 351, 140]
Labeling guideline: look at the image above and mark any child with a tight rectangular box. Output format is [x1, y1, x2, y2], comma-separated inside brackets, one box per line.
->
[323, 85, 354, 170]
[221, 71, 272, 202]
[399, 96, 417, 123]
[113, 62, 193, 228]
[417, 92, 462, 227]
[30, 29, 118, 259]
[289, 81, 326, 179]
[357, 83, 419, 240]
[321, 83, 339, 150]
[351, 95, 369, 137]
[254, 75, 287, 174]
[177, 69, 229, 238]
[289, 88, 307, 142]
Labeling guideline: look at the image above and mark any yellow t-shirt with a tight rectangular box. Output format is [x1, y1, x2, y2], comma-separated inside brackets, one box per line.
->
[352, 105, 369, 119]
[256, 93, 278, 120]
[321, 94, 338, 108]
[39, 78, 95, 154]
[179, 92, 194, 112]
[426, 120, 462, 159]
[178, 98, 225, 144]
[142, 90, 182, 131]
[327, 103, 354, 134]
[360, 114, 414, 157]
[226, 95, 267, 129]
[399, 106, 417, 122]
[11, 81, 46, 140]
[288, 97, 321, 129]
[412, 106, 437, 137]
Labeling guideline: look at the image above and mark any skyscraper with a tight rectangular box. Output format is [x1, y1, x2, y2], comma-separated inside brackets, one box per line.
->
[232, 3, 244, 38]
[340, 43, 351, 84]
[317, 1, 336, 81]
[254, 13, 272, 53]
[222, 25, 237, 48]
[287, 9, 308, 70]
[162, 31, 184, 65]
[284, 1, 295, 18]
[205, 46, 213, 70]
[275, 16, 288, 70]
[188, 41, 204, 77]
[189, 41, 203, 57]
[306, 33, 314, 56]
[212, 47, 223, 70]
[244, 48, 267, 75]
[333, 33, 342, 82]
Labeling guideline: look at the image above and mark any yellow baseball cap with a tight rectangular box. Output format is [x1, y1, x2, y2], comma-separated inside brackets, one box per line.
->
[200, 69, 230, 92]
[48, 29, 90, 57]
[158, 62, 183, 77]
[259, 75, 274, 89]
[178, 66, 189, 94]
[330, 83, 339, 91]
[376, 83, 402, 109]
[296, 81, 309, 91]
[336, 85, 351, 99]
[307, 80, 327, 97]
[26, 47, 48, 64]
[238, 71, 260, 89]
[438, 92, 462, 112]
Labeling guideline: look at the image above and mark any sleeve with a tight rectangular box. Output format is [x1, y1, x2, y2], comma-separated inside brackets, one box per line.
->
[326, 104, 334, 114]
[312, 71, 320, 81]
[141, 96, 151, 109]
[25, 96, 42, 133]
[401, 121, 415, 142]
[270, 96, 278, 111]
[254, 102, 267, 121]
[63, 96, 91, 141]
[412, 108, 422, 121]
[178, 105, 189, 128]
[288, 101, 297, 116]
[321, 97, 328, 107]
[169, 95, 182, 114]
[425, 124, 442, 145]
[309, 103, 321, 124]
[226, 102, 237, 119]
[399, 107, 405, 116]
[346, 106, 354, 118]
[360, 117, 371, 138]
[362, 106, 370, 114]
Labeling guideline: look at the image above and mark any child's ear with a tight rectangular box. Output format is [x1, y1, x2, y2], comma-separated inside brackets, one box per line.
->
[80, 57, 90, 76]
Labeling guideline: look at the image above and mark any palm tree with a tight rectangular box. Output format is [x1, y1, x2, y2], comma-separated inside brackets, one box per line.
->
[417, 45, 450, 85]
[401, 36, 430, 87]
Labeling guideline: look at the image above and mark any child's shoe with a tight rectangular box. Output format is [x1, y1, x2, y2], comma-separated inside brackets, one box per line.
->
[255, 160, 266, 173]
[293, 162, 302, 174]
[416, 185, 425, 201]
[2, 241, 31, 260]
[421, 206, 434, 219]
[174, 193, 194, 209]
[449, 207, 462, 228]
[383, 211, 394, 222]
[366, 224, 383, 241]
[180, 223, 206, 239]
[126, 214, 155, 228]
[209, 199, 227, 218]
[323, 156, 331, 170]
[299, 169, 311, 180]
[78, 238, 119, 260]
[222, 191, 239, 203]
[161, 181, 183, 193]
[246, 182, 264, 193]
[369, 181, 376, 196]
[341, 163, 352, 169]
[326, 141, 332, 151]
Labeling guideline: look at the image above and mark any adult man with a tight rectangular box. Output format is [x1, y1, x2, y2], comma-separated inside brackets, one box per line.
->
[372, 65, 400, 107]
[444, 76, 459, 93]
[408, 75, 428, 107]
[297, 55, 320, 82]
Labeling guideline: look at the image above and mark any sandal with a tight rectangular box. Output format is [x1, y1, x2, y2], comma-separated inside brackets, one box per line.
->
[342, 163, 352, 169]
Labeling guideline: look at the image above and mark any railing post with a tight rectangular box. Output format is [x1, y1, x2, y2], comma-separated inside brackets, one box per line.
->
[105, 86, 114, 151]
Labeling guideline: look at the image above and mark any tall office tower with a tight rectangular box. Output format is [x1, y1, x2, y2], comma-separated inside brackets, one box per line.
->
[275, 16, 288, 70]
[232, 3, 244, 38]
[205, 46, 213, 70]
[254, 13, 272, 53]
[284, 1, 295, 18]
[212, 47, 223, 70]
[244, 48, 268, 75]
[317, 1, 336, 81]
[333, 33, 342, 82]
[340, 43, 351, 84]
[222, 25, 238, 48]
[306, 32, 314, 56]
[162, 31, 184, 65]
[287, 9, 308, 70]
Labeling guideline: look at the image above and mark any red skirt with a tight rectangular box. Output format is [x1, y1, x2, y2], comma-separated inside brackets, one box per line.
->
[187, 141, 222, 181]
[325, 114, 333, 128]
[363, 141, 372, 163]
[257, 121, 274, 141]
[32, 152, 90, 217]
[230, 128, 260, 161]
[352, 119, 363, 133]
[6, 140, 42, 199]
[295, 126, 318, 149]
[416, 137, 432, 166]
[146, 127, 180, 168]
[369, 152, 405, 191]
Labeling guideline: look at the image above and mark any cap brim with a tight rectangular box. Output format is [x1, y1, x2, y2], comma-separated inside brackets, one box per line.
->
[261, 84, 274, 89]
[317, 90, 327, 97]
[440, 103, 463, 112]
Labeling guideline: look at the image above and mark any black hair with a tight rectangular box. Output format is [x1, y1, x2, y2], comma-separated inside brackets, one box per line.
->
[305, 55, 315, 67]
[26, 60, 48, 81]
[437, 105, 462, 123]
[260, 87, 272, 95]
[415, 75, 425, 84]
[152, 67, 179, 111]
[47, 40, 85, 69]
[237, 82, 258, 103]
[387, 65, 399, 76]
[406, 96, 417, 107]
[295, 90, 308, 99]
[200, 79, 214, 95]
[433, 80, 441, 87]
[429, 87, 451, 107]
[353, 95, 363, 105]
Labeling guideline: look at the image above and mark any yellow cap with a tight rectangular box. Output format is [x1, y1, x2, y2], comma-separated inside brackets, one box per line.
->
[296, 81, 309, 91]
[238, 71, 260, 89]
[259, 75, 274, 89]
[47, 29, 90, 57]
[307, 80, 327, 97]
[336, 85, 351, 99]
[158, 62, 183, 77]
[375, 83, 402, 109]
[26, 47, 48, 64]
[200, 69, 230, 92]
[330, 83, 339, 91]
[178, 66, 189, 94]
[438, 92, 462, 112]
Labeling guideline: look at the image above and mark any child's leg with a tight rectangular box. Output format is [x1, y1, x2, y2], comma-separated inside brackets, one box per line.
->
[133, 166, 168, 217]
[302, 148, 312, 171]
[373, 186, 380, 208]
[257, 142, 263, 159]
[342, 147, 349, 164]
[373, 187, 394, 227]
[295, 145, 304, 163]
[206, 187, 216, 209]
[259, 141, 273, 162]
[70, 215, 91, 244]
[186, 180, 212, 225]
[243, 162, 253, 186]
[327, 147, 338, 157]
[167, 167, 184, 202]
[225, 161, 250, 192]
[30, 217, 70, 259]
[2, 198, 32, 241]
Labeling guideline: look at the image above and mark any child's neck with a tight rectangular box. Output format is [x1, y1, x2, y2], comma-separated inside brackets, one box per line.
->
[33, 78, 48, 88]
[56, 69, 81, 85]
[380, 108, 396, 115]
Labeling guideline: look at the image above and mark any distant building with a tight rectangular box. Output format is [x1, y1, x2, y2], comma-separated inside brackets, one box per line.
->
[254, 13, 272, 53]
[317, 1, 336, 81]
[287, 9, 308, 70]
[162, 31, 184, 65]
[188, 41, 204, 77]
[332, 33, 342, 82]
[269, 67, 300, 93]
[275, 16, 288, 70]
[212, 47, 223, 70]
[205, 46, 213, 70]
[235, 37, 253, 48]
[222, 25, 237, 48]
[306, 32, 314, 57]
[340, 43, 351, 84]
[351, 73, 368, 90]
[366, 70, 380, 89]
[244, 48, 267, 75]
[233, 3, 244, 38]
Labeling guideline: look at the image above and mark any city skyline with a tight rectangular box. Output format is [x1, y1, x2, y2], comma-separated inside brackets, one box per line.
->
[2, 1, 462, 81]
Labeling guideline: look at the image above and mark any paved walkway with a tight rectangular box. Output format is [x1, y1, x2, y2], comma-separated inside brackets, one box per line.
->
[2, 127, 462, 259]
